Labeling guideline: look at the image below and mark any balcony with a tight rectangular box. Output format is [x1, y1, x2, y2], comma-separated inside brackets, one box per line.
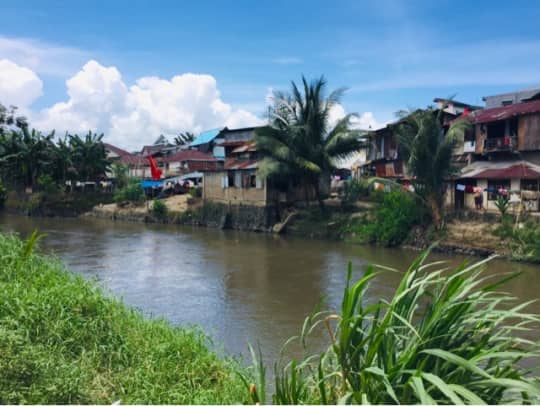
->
[484, 136, 517, 152]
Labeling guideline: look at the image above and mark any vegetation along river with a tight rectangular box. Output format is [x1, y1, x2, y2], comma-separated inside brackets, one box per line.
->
[2, 213, 540, 365]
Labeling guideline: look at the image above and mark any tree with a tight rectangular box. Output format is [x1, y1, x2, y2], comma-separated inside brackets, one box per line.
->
[255, 76, 364, 209]
[69, 131, 110, 182]
[0, 127, 55, 189]
[0, 103, 27, 135]
[174, 131, 195, 146]
[394, 108, 468, 227]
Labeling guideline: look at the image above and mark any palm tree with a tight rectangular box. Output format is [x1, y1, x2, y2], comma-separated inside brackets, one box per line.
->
[174, 131, 195, 146]
[394, 108, 468, 228]
[69, 131, 110, 182]
[255, 76, 364, 209]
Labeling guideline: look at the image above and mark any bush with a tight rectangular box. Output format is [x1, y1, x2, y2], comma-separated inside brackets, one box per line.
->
[189, 187, 202, 198]
[0, 181, 6, 209]
[342, 178, 370, 203]
[242, 251, 540, 404]
[361, 190, 420, 246]
[152, 199, 168, 221]
[0, 232, 248, 404]
[37, 174, 59, 195]
[113, 181, 145, 205]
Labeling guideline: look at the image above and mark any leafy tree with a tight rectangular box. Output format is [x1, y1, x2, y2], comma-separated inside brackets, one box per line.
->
[110, 162, 129, 188]
[394, 108, 467, 227]
[174, 132, 195, 146]
[0, 103, 27, 135]
[255, 76, 364, 209]
[0, 127, 55, 189]
[68, 132, 109, 182]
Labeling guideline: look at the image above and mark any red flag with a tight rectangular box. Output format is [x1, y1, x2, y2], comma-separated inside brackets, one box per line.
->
[462, 107, 470, 116]
[147, 155, 162, 180]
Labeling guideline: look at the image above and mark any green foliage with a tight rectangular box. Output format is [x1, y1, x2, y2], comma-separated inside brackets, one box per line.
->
[243, 251, 540, 404]
[114, 181, 145, 204]
[342, 178, 370, 203]
[494, 195, 509, 216]
[152, 199, 168, 221]
[0, 233, 248, 404]
[395, 107, 470, 226]
[189, 186, 202, 198]
[360, 190, 420, 246]
[110, 162, 129, 188]
[0, 181, 6, 209]
[37, 173, 59, 195]
[256, 76, 366, 206]
[509, 220, 540, 262]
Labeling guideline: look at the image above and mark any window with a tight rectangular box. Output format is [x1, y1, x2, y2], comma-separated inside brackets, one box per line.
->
[487, 179, 510, 200]
[227, 172, 234, 188]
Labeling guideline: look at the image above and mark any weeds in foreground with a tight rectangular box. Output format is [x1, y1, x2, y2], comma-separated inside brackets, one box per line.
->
[241, 249, 540, 404]
[0, 232, 247, 404]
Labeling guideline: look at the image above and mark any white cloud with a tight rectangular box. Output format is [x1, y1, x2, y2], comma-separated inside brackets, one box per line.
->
[0, 36, 89, 77]
[0, 59, 43, 107]
[328, 104, 382, 131]
[31, 60, 263, 149]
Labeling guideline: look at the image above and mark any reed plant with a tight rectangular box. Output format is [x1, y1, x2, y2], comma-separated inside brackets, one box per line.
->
[242, 249, 540, 404]
[0, 232, 247, 404]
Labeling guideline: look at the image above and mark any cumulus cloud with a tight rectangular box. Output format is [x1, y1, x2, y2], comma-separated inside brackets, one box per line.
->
[0, 59, 43, 107]
[328, 103, 382, 131]
[30, 60, 263, 149]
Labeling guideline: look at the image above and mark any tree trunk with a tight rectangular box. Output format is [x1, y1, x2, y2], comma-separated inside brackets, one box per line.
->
[427, 194, 443, 229]
[314, 180, 325, 212]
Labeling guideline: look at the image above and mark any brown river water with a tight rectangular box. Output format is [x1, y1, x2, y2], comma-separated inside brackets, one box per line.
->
[1, 213, 539, 366]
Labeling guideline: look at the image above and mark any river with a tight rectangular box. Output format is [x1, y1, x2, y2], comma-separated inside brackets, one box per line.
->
[1, 213, 539, 365]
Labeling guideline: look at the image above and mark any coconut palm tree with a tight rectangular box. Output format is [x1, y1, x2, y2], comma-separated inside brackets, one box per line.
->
[255, 76, 364, 209]
[394, 108, 468, 228]
[174, 131, 195, 146]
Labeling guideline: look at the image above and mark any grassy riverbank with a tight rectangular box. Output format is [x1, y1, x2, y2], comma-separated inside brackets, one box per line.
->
[0, 232, 247, 404]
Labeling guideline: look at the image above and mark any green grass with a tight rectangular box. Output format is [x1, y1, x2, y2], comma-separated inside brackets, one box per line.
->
[242, 249, 540, 404]
[0, 232, 248, 404]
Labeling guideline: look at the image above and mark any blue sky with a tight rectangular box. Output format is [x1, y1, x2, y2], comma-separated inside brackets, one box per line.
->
[1, 0, 540, 147]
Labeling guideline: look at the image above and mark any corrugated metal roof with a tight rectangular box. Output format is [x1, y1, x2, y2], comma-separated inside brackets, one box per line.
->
[224, 160, 259, 170]
[189, 128, 223, 147]
[460, 160, 540, 179]
[164, 150, 217, 163]
[471, 99, 540, 124]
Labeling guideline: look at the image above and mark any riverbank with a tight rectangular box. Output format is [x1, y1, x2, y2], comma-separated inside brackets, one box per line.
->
[0, 232, 248, 404]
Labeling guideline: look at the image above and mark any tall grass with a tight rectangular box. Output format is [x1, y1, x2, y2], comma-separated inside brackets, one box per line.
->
[0, 232, 248, 404]
[242, 250, 540, 404]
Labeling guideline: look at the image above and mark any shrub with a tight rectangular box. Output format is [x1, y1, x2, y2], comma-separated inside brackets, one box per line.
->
[510, 220, 540, 262]
[242, 251, 540, 404]
[37, 174, 59, 195]
[0, 181, 6, 209]
[0, 232, 248, 404]
[494, 195, 509, 216]
[189, 186, 202, 198]
[113, 181, 145, 205]
[152, 199, 168, 221]
[363, 190, 420, 246]
[342, 179, 370, 203]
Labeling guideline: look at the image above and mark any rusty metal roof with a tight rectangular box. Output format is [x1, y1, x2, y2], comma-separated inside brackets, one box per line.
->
[470, 99, 540, 124]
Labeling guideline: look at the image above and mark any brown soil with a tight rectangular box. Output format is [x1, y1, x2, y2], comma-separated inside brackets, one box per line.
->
[442, 219, 509, 255]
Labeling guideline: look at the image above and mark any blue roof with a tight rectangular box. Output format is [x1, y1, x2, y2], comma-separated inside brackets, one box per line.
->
[189, 128, 223, 147]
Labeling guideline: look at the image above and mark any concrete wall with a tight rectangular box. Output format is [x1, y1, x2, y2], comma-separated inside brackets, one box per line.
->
[203, 171, 267, 206]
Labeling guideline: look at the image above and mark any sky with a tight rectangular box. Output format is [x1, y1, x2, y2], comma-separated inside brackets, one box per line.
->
[1, 0, 539, 149]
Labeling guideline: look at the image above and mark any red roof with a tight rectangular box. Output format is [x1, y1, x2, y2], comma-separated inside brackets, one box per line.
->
[471, 99, 540, 124]
[163, 150, 217, 163]
[219, 140, 247, 147]
[469, 163, 540, 179]
[224, 159, 259, 170]
[104, 143, 142, 166]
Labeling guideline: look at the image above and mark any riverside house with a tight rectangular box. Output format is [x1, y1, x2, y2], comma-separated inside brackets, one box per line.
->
[448, 91, 540, 212]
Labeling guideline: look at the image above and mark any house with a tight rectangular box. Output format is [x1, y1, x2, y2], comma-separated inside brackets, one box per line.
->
[188, 128, 225, 159]
[162, 150, 221, 177]
[483, 86, 540, 108]
[104, 143, 145, 178]
[447, 96, 540, 212]
[202, 127, 267, 206]
[202, 126, 327, 207]
[356, 99, 480, 180]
